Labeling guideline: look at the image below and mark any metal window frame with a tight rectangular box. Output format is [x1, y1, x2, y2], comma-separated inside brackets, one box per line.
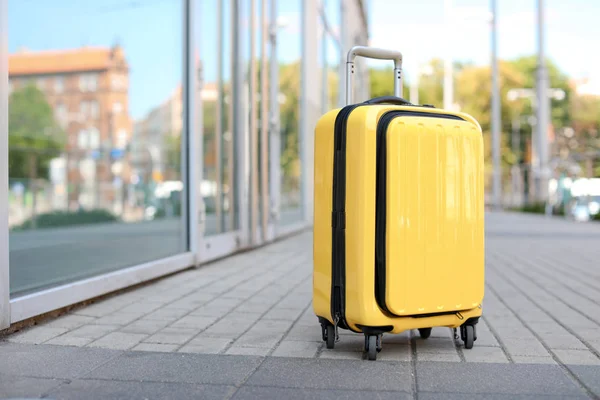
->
[300, 0, 317, 225]
[198, 0, 248, 261]
[268, 0, 281, 236]
[184, 0, 197, 257]
[234, 0, 251, 248]
[10, 252, 195, 323]
[6, 0, 196, 325]
[0, 0, 10, 330]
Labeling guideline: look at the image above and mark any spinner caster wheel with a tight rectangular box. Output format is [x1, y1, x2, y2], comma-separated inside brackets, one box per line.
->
[418, 328, 432, 339]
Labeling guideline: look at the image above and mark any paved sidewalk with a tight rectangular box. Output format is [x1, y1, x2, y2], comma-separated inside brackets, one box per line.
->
[1, 212, 600, 399]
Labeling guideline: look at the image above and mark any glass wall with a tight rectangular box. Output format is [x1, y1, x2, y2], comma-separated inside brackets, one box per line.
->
[7, 0, 187, 297]
[197, 0, 238, 236]
[1, 0, 370, 326]
[277, 0, 302, 225]
[320, 0, 342, 112]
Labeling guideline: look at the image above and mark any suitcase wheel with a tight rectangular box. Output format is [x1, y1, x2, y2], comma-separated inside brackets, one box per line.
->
[418, 328, 432, 339]
[461, 325, 475, 349]
[324, 325, 335, 349]
[364, 334, 380, 361]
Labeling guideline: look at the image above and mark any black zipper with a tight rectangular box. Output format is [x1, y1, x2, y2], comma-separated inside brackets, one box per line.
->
[374, 110, 465, 315]
[331, 104, 362, 331]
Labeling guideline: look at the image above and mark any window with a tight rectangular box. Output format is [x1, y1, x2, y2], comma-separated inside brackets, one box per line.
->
[112, 102, 123, 114]
[90, 101, 99, 119]
[55, 103, 68, 127]
[80, 101, 90, 116]
[55, 77, 64, 93]
[88, 127, 100, 149]
[111, 74, 126, 90]
[79, 73, 98, 92]
[37, 78, 46, 90]
[7, 0, 186, 298]
[78, 129, 89, 149]
[116, 129, 128, 149]
[8, 81, 13, 94]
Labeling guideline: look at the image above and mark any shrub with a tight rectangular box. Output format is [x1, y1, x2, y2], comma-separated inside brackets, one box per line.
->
[14, 209, 118, 230]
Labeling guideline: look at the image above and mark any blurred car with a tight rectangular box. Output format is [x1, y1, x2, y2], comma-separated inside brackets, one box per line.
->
[568, 196, 600, 222]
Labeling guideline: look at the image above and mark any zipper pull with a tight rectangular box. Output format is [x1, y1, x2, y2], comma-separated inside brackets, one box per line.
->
[333, 313, 340, 343]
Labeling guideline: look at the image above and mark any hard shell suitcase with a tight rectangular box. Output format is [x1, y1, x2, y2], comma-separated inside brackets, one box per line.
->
[312, 46, 485, 360]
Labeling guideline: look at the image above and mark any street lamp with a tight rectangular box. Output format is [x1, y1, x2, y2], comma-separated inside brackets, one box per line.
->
[507, 87, 565, 205]
[409, 63, 434, 104]
[536, 0, 551, 214]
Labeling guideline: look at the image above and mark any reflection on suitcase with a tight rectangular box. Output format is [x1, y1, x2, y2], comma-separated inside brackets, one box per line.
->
[313, 46, 485, 360]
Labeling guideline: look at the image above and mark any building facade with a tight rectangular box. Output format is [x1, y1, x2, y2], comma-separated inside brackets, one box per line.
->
[0, 0, 370, 329]
[8, 45, 133, 213]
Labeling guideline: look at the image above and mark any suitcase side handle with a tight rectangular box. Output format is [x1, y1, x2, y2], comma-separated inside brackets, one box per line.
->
[363, 96, 412, 106]
[345, 46, 403, 105]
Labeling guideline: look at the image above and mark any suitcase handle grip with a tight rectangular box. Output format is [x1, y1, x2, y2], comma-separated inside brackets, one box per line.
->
[363, 96, 412, 106]
[345, 46, 403, 105]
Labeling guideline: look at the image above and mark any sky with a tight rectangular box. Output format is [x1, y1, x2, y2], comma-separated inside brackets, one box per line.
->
[7, 0, 309, 120]
[8, 0, 597, 120]
[367, 0, 600, 83]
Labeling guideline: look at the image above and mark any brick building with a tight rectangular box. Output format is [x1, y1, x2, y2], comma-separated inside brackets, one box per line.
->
[8, 45, 132, 210]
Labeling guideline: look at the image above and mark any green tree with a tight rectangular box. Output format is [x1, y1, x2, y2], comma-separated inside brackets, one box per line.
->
[8, 84, 65, 180]
[456, 61, 528, 164]
[279, 61, 301, 196]
[507, 56, 572, 128]
[368, 66, 411, 100]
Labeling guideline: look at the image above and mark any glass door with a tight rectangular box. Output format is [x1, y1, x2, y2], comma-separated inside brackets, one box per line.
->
[195, 0, 240, 262]
[248, 0, 276, 245]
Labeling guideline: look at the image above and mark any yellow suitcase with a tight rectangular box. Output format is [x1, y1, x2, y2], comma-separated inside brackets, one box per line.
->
[313, 46, 485, 360]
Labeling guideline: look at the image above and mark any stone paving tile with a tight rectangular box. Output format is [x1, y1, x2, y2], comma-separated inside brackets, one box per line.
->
[319, 335, 365, 360]
[83, 352, 263, 386]
[283, 324, 322, 342]
[225, 346, 271, 356]
[417, 362, 586, 396]
[566, 365, 600, 398]
[118, 301, 166, 314]
[512, 355, 557, 365]
[141, 306, 192, 322]
[171, 315, 218, 330]
[45, 335, 94, 347]
[0, 343, 122, 379]
[231, 387, 411, 400]
[178, 337, 232, 354]
[45, 379, 235, 400]
[7, 327, 68, 344]
[88, 332, 148, 350]
[144, 327, 198, 345]
[414, 338, 461, 354]
[376, 344, 411, 362]
[553, 349, 600, 366]
[262, 307, 305, 321]
[245, 357, 413, 391]
[271, 340, 321, 358]
[63, 324, 120, 340]
[119, 318, 172, 335]
[40, 315, 97, 330]
[417, 352, 462, 362]
[132, 343, 179, 353]
[0, 375, 67, 399]
[93, 312, 146, 326]
[463, 346, 510, 363]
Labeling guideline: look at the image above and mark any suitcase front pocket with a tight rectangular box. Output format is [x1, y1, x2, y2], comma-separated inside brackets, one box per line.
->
[375, 111, 485, 317]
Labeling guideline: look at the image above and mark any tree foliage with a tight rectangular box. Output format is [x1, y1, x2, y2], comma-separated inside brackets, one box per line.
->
[367, 54, 600, 177]
[8, 84, 65, 180]
[279, 61, 301, 194]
